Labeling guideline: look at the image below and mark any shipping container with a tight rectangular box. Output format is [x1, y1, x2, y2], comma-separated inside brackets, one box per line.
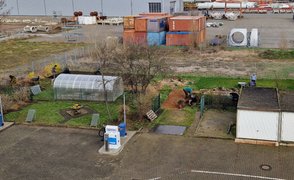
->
[166, 31, 205, 46]
[123, 16, 137, 29]
[134, 32, 147, 45]
[169, 16, 205, 32]
[135, 17, 148, 32]
[147, 31, 166, 46]
[147, 17, 167, 32]
[123, 30, 147, 45]
[123, 30, 136, 45]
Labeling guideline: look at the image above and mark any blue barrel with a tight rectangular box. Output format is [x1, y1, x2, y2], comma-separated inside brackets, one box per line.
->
[0, 114, 3, 127]
[119, 123, 126, 137]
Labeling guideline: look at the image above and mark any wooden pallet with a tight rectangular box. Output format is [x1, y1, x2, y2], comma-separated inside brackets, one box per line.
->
[146, 110, 157, 122]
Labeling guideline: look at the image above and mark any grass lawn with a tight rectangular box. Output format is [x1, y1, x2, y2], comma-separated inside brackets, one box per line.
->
[5, 80, 122, 127]
[5, 101, 120, 127]
[258, 49, 294, 59]
[150, 107, 197, 128]
[179, 76, 294, 90]
[0, 39, 85, 70]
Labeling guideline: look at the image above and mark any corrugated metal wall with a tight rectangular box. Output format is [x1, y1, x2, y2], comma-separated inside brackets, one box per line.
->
[237, 110, 279, 141]
[281, 112, 294, 142]
[5, 0, 183, 16]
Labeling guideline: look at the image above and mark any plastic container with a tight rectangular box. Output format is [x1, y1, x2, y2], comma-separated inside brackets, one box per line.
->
[0, 114, 3, 127]
[119, 123, 126, 137]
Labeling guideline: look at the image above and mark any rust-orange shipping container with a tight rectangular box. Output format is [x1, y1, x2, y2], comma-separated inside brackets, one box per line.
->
[135, 17, 148, 32]
[123, 30, 136, 45]
[198, 29, 206, 43]
[134, 32, 147, 45]
[139, 12, 169, 17]
[199, 16, 206, 31]
[169, 16, 205, 32]
[166, 32, 192, 46]
[123, 30, 147, 45]
[166, 31, 205, 46]
[123, 16, 137, 29]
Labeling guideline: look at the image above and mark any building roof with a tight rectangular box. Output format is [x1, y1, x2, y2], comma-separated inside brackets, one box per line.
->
[237, 87, 280, 111]
[280, 91, 294, 112]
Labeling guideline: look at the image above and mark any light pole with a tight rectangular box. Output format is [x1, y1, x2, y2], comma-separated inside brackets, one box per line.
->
[43, 0, 47, 15]
[16, 0, 20, 15]
[71, 0, 75, 13]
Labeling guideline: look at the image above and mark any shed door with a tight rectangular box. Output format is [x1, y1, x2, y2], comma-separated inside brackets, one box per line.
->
[237, 110, 279, 141]
[281, 112, 294, 142]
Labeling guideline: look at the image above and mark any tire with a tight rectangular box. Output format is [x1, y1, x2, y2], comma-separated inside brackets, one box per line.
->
[98, 129, 105, 137]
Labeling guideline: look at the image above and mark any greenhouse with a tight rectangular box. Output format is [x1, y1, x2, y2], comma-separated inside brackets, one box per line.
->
[53, 74, 124, 102]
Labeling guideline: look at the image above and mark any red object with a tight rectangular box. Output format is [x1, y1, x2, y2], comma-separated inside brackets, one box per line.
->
[135, 17, 148, 32]
[169, 16, 206, 32]
[123, 30, 147, 45]
[166, 29, 206, 46]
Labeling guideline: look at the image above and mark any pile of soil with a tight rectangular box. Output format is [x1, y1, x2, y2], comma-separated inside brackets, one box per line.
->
[162, 89, 186, 109]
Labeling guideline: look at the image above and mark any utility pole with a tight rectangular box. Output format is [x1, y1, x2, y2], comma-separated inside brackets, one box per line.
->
[43, 0, 47, 15]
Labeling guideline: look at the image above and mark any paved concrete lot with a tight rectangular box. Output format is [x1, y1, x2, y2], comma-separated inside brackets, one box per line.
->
[0, 125, 114, 180]
[0, 125, 294, 180]
[25, 14, 294, 48]
[207, 14, 294, 48]
[195, 109, 236, 139]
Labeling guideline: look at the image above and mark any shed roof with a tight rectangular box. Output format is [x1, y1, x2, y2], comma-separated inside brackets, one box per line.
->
[280, 91, 294, 112]
[237, 87, 280, 111]
[53, 74, 120, 91]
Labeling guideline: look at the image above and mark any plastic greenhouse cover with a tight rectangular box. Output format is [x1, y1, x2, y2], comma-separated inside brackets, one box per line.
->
[53, 74, 120, 91]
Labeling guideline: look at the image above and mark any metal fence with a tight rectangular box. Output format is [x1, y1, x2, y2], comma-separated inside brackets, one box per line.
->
[151, 93, 161, 113]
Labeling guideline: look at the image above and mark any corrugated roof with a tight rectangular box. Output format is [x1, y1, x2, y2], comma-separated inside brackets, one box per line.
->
[53, 74, 119, 91]
[280, 91, 294, 112]
[237, 87, 280, 111]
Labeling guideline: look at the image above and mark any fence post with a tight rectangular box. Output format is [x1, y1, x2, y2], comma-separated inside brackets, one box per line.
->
[200, 95, 205, 118]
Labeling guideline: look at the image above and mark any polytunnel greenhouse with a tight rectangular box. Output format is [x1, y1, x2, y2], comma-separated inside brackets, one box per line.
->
[53, 74, 124, 102]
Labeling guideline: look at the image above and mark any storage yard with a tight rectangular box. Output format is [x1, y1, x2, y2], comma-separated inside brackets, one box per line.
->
[1, 1, 294, 179]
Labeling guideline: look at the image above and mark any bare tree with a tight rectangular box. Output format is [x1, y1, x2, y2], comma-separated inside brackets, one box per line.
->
[89, 41, 119, 121]
[111, 45, 170, 93]
[0, 0, 10, 24]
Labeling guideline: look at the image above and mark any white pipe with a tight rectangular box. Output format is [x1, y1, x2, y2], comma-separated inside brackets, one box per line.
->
[37, 25, 49, 32]
[198, 2, 257, 9]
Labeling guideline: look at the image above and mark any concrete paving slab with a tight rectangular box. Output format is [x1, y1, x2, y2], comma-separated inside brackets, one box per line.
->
[99, 131, 136, 156]
[155, 125, 186, 135]
[0, 122, 14, 132]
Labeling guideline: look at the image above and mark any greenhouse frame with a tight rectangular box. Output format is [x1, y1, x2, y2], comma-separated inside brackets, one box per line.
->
[53, 74, 124, 102]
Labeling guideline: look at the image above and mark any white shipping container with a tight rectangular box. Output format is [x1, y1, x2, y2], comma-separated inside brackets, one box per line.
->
[78, 16, 96, 25]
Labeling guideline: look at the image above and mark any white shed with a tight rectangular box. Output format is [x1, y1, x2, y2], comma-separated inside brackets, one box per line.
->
[236, 88, 280, 141]
[280, 91, 294, 142]
[53, 74, 124, 102]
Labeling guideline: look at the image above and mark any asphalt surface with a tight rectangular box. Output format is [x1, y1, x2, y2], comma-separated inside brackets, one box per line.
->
[206, 13, 294, 48]
[0, 125, 293, 180]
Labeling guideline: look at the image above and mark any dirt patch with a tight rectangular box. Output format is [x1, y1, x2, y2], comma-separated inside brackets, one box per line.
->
[59, 107, 96, 123]
[162, 89, 186, 109]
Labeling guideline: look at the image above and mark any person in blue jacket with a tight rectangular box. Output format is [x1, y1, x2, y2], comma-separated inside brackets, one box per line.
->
[183, 87, 192, 98]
